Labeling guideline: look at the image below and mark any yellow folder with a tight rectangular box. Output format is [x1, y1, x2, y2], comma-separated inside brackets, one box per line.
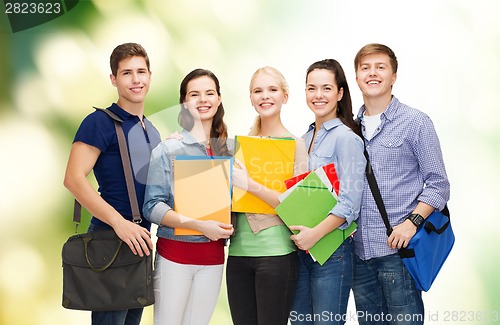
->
[174, 156, 232, 235]
[231, 136, 296, 214]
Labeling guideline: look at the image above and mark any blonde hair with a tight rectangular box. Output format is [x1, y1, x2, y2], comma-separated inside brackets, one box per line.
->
[248, 66, 289, 136]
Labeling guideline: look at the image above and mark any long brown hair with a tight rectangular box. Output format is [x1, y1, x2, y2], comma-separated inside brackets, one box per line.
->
[306, 59, 361, 137]
[178, 69, 230, 156]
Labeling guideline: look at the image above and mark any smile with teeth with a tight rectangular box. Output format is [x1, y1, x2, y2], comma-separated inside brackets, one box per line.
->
[260, 103, 273, 108]
[130, 86, 144, 93]
[197, 106, 211, 113]
[313, 101, 328, 107]
[367, 81, 380, 85]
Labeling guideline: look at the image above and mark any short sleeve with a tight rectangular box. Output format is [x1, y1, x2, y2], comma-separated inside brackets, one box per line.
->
[73, 111, 115, 153]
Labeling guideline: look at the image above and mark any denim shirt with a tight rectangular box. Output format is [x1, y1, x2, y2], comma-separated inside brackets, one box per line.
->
[143, 129, 215, 242]
[302, 118, 366, 229]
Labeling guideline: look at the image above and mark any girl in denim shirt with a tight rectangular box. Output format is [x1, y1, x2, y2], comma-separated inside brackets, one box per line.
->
[143, 69, 233, 325]
[288, 60, 366, 325]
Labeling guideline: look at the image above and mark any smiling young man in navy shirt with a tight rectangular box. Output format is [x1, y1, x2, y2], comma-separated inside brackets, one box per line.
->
[63, 42, 161, 325]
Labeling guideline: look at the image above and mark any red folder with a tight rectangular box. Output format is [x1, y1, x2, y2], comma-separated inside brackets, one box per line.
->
[284, 163, 340, 195]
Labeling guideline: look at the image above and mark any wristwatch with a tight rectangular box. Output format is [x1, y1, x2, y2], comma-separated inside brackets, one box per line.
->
[406, 213, 425, 228]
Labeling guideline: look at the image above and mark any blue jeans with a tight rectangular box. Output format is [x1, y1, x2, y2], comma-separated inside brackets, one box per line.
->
[290, 237, 353, 325]
[352, 253, 424, 325]
[91, 309, 143, 325]
[87, 224, 144, 325]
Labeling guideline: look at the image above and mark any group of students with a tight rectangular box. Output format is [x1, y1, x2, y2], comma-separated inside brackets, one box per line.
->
[64, 42, 450, 325]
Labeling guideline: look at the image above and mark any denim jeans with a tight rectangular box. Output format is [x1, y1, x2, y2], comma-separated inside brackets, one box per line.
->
[91, 309, 143, 325]
[87, 224, 144, 325]
[226, 252, 298, 325]
[290, 237, 354, 325]
[352, 253, 424, 325]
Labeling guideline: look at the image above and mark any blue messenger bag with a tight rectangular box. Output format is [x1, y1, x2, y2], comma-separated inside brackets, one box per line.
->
[397, 206, 454, 291]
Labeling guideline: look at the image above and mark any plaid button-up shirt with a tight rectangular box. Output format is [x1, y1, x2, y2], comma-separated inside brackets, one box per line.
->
[354, 96, 450, 260]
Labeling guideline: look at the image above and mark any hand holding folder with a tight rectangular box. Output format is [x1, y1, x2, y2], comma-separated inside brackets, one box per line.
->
[275, 163, 357, 265]
[173, 156, 232, 236]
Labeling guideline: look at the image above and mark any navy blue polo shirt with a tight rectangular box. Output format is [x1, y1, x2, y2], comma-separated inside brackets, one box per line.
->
[74, 103, 161, 230]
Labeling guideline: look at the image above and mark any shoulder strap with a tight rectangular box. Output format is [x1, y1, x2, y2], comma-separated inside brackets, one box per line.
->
[94, 106, 123, 123]
[363, 145, 393, 236]
[73, 107, 141, 229]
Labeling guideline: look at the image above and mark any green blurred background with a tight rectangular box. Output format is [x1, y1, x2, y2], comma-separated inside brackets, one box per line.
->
[1, 0, 499, 324]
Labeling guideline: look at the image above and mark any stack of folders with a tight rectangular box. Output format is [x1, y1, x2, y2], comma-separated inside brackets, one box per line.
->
[275, 163, 357, 265]
[173, 156, 233, 236]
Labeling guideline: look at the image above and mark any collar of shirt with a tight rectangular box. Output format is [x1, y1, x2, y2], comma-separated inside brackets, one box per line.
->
[306, 117, 344, 132]
[357, 96, 400, 123]
[179, 129, 203, 146]
[108, 102, 154, 126]
[108, 102, 133, 121]
[107, 102, 158, 147]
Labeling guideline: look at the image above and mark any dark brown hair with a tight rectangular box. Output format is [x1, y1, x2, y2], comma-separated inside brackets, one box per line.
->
[178, 69, 230, 156]
[306, 59, 361, 137]
[109, 43, 150, 77]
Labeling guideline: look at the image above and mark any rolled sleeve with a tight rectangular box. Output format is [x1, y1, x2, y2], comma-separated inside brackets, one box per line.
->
[329, 133, 366, 229]
[143, 143, 174, 225]
[413, 116, 450, 211]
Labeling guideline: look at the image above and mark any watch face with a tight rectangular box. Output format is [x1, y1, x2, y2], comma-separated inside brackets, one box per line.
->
[409, 214, 424, 227]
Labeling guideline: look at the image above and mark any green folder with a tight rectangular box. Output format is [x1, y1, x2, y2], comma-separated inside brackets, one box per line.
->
[275, 170, 357, 265]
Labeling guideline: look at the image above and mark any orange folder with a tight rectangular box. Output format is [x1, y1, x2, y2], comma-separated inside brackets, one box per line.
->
[173, 156, 232, 235]
[231, 136, 296, 214]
